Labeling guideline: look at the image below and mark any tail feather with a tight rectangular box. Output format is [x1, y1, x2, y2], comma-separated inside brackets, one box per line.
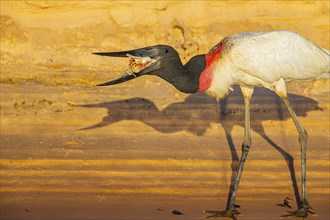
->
[316, 48, 330, 79]
[321, 48, 330, 55]
[316, 72, 329, 79]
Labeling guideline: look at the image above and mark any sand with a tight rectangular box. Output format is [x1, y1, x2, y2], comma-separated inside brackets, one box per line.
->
[1, 1, 329, 220]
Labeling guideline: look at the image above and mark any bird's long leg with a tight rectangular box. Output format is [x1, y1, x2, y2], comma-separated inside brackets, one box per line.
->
[228, 86, 254, 208]
[280, 96, 315, 218]
[274, 78, 315, 218]
[205, 86, 254, 219]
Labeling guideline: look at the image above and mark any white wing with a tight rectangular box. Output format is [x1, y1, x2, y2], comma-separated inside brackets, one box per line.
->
[228, 31, 329, 84]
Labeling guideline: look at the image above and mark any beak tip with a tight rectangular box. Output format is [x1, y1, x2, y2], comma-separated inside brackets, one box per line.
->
[95, 82, 112, 86]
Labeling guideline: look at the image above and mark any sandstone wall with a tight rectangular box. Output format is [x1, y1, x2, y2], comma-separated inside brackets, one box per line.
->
[1, 1, 329, 86]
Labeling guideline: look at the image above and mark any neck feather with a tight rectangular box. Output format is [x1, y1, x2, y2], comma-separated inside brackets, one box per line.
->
[158, 55, 206, 93]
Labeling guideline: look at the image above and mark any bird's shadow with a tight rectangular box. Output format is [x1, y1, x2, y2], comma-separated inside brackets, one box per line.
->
[79, 86, 322, 209]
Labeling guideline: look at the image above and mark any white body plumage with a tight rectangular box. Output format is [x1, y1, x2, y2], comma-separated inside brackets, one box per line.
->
[206, 30, 330, 99]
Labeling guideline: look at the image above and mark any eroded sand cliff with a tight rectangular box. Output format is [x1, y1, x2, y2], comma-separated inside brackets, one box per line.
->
[1, 1, 329, 219]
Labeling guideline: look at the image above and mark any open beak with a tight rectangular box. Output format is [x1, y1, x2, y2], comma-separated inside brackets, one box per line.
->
[93, 47, 160, 86]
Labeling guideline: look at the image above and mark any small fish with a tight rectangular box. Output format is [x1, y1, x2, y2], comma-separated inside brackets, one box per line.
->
[276, 197, 292, 209]
[172, 210, 184, 215]
[127, 54, 156, 74]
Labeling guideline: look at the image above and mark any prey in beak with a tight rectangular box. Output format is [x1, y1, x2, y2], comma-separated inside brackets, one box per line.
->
[93, 45, 176, 86]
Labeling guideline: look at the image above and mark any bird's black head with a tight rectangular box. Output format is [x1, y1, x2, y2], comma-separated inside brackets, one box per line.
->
[93, 45, 183, 87]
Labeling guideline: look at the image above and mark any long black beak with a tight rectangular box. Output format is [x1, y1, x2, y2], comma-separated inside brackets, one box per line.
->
[95, 74, 137, 86]
[92, 47, 159, 58]
[93, 47, 160, 86]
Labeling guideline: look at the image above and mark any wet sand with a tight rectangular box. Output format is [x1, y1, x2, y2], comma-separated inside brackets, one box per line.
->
[1, 80, 329, 220]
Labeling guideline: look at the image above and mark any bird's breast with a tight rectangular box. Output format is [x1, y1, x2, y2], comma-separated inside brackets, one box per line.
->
[197, 42, 224, 92]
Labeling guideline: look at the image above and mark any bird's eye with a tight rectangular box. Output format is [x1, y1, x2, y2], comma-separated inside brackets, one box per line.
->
[163, 48, 169, 53]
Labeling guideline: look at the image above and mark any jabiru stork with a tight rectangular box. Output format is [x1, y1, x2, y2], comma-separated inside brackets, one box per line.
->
[92, 30, 330, 219]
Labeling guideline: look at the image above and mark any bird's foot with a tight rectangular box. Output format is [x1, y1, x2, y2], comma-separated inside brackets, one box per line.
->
[281, 201, 315, 218]
[204, 206, 241, 220]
